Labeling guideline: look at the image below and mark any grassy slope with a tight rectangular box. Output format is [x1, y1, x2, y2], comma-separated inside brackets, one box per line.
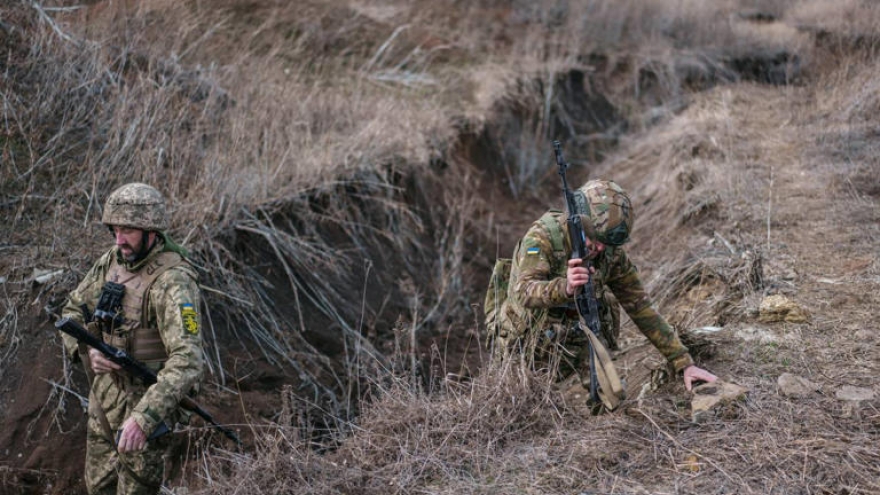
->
[199, 2, 879, 494]
[202, 40, 880, 495]
[1, 0, 879, 494]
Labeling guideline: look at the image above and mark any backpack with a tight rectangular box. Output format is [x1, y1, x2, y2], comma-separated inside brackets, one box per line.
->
[483, 212, 567, 342]
[483, 257, 513, 342]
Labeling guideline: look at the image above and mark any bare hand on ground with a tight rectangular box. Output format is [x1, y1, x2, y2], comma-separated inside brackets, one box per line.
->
[683, 365, 718, 391]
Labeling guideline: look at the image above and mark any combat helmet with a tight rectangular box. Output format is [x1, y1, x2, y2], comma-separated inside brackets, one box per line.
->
[573, 180, 634, 246]
[102, 183, 168, 231]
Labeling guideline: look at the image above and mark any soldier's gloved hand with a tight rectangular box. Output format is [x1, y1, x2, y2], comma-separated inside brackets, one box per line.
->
[565, 258, 596, 296]
[683, 365, 718, 391]
[88, 348, 121, 375]
[117, 417, 147, 453]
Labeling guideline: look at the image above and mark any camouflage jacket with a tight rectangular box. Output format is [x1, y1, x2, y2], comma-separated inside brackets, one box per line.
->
[505, 210, 693, 372]
[61, 236, 205, 436]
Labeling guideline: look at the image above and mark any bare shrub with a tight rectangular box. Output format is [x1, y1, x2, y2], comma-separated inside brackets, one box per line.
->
[0, 299, 21, 383]
[789, 0, 880, 39]
[201, 362, 566, 494]
[1, 0, 468, 401]
[7, 1, 880, 493]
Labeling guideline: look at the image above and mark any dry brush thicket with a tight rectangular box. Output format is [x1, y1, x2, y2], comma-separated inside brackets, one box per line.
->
[2, 0, 880, 494]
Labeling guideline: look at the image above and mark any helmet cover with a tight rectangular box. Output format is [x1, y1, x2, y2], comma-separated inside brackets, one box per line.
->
[101, 183, 168, 231]
[574, 180, 634, 245]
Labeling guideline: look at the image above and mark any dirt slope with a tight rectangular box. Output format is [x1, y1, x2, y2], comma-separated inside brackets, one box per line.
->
[552, 74, 880, 492]
[196, 54, 880, 494]
[2, 2, 880, 494]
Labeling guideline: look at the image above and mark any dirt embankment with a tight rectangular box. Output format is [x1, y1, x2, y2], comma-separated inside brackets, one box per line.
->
[2, 1, 880, 494]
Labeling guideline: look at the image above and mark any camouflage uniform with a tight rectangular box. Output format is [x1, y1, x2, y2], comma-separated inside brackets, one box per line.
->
[497, 209, 693, 381]
[60, 184, 203, 495]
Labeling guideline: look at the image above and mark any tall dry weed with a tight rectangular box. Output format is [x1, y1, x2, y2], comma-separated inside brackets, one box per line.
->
[2, 0, 470, 419]
[6, 0, 880, 492]
[810, 53, 880, 220]
[201, 362, 567, 494]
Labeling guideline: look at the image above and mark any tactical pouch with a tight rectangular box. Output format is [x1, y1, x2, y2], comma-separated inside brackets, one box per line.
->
[94, 281, 125, 321]
[102, 328, 167, 367]
[85, 321, 103, 338]
[102, 331, 129, 352]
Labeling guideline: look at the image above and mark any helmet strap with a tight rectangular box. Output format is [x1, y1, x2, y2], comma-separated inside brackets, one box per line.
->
[129, 230, 156, 264]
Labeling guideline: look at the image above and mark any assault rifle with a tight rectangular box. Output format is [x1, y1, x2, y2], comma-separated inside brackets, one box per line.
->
[553, 140, 602, 407]
[55, 317, 242, 446]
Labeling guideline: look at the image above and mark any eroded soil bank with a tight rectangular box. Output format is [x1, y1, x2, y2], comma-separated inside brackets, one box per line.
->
[2, 1, 879, 494]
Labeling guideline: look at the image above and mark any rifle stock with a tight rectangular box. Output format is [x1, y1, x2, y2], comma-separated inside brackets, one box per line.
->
[55, 316, 241, 446]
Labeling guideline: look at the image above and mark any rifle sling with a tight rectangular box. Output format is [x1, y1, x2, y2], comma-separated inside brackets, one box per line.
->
[583, 329, 625, 411]
[78, 343, 163, 490]
[77, 343, 116, 445]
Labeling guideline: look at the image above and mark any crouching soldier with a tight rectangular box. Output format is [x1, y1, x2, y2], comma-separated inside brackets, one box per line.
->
[490, 179, 716, 406]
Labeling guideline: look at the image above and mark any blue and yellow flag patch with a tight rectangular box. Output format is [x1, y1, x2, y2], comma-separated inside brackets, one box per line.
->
[179, 303, 199, 335]
[526, 247, 541, 256]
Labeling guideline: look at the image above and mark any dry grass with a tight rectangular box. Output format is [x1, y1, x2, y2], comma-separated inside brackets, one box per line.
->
[802, 52, 880, 271]
[199, 363, 567, 495]
[2, 0, 813, 407]
[199, 354, 880, 494]
[4, 0, 880, 493]
[2, 0, 472, 412]
[789, 0, 880, 36]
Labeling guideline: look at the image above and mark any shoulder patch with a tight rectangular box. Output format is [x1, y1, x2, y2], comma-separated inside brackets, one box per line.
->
[526, 247, 541, 256]
[179, 303, 199, 335]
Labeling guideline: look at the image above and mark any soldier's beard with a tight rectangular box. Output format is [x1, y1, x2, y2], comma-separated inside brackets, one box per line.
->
[121, 231, 155, 264]
[122, 248, 141, 263]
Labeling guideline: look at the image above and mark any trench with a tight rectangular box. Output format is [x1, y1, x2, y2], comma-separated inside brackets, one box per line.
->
[0, 21, 808, 492]
[207, 48, 802, 423]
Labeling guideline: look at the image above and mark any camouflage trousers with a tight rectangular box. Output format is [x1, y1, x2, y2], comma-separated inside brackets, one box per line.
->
[537, 322, 593, 384]
[494, 321, 594, 387]
[84, 425, 168, 495]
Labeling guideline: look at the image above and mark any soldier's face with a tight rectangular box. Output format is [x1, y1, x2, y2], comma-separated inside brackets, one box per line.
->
[585, 238, 606, 259]
[112, 226, 155, 262]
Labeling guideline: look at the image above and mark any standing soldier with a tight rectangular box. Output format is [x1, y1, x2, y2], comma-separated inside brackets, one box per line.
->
[492, 179, 716, 400]
[60, 183, 204, 494]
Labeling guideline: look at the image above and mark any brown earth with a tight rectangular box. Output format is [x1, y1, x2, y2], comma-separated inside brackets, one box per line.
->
[2, 2, 880, 494]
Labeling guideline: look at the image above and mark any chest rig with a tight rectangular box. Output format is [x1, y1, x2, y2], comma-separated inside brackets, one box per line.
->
[540, 212, 621, 349]
[102, 250, 186, 366]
